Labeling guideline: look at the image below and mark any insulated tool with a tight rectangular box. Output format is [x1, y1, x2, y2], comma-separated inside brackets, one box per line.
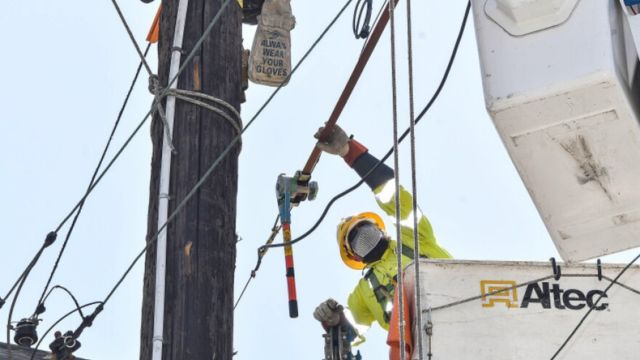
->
[276, 173, 318, 318]
[323, 324, 362, 360]
[304, 0, 399, 177]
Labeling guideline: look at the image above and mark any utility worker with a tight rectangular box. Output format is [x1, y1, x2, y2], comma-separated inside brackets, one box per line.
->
[312, 125, 452, 340]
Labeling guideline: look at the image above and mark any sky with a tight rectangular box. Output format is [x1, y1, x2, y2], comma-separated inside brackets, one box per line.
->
[1, 1, 639, 359]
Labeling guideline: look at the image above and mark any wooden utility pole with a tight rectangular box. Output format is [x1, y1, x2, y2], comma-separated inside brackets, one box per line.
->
[140, 1, 242, 359]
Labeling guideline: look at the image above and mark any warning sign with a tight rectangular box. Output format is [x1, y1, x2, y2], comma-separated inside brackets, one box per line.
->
[249, 0, 295, 86]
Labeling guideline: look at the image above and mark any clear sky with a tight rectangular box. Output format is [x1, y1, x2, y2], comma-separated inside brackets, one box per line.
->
[1, 1, 638, 359]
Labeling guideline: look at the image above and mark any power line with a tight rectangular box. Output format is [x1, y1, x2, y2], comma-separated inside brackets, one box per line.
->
[33, 43, 152, 318]
[109, 0, 155, 76]
[64, 0, 354, 337]
[234, 0, 471, 312]
[5, 0, 234, 320]
[257, 1, 471, 254]
[403, 0, 425, 357]
[549, 253, 640, 359]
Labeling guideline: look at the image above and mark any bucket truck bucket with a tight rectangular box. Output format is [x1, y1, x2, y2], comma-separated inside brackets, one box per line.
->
[472, 0, 640, 261]
[396, 259, 640, 359]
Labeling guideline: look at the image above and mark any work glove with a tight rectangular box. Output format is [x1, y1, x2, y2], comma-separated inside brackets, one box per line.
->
[315, 125, 350, 157]
[248, 0, 295, 86]
[313, 298, 343, 327]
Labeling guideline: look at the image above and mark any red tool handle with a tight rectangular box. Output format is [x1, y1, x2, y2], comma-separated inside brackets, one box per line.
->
[303, 0, 400, 175]
[282, 223, 298, 318]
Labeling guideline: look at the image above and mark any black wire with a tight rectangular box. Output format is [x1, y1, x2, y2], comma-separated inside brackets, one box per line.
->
[33, 43, 152, 317]
[353, 0, 373, 39]
[257, 1, 471, 255]
[30, 301, 103, 360]
[0, 233, 55, 310]
[62, 0, 354, 336]
[38, 286, 87, 320]
[550, 252, 640, 359]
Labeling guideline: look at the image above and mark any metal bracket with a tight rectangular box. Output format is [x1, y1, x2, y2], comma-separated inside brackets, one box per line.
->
[597, 259, 603, 281]
[550, 257, 562, 280]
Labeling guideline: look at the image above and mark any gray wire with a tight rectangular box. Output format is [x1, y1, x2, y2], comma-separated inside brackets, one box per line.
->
[550, 253, 640, 359]
[34, 43, 153, 319]
[404, 0, 424, 358]
[388, 0, 406, 359]
[109, 0, 154, 76]
[80, 0, 353, 330]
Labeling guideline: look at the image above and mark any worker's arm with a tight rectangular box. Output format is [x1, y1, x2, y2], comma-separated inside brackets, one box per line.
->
[315, 125, 451, 258]
[344, 139, 452, 259]
[347, 279, 375, 329]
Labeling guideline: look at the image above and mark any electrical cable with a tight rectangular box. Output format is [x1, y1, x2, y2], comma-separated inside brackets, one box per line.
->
[7, 0, 234, 319]
[234, 215, 280, 310]
[0, 233, 56, 311]
[549, 252, 640, 360]
[29, 301, 103, 360]
[234, 0, 471, 313]
[256, 1, 471, 254]
[402, 0, 425, 357]
[37, 286, 87, 320]
[353, 0, 373, 39]
[386, 0, 407, 358]
[110, 0, 154, 76]
[33, 43, 152, 318]
[63, 0, 354, 336]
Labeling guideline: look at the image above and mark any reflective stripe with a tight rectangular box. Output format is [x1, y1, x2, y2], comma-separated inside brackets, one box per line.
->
[375, 180, 396, 204]
[397, 208, 423, 229]
[364, 245, 425, 326]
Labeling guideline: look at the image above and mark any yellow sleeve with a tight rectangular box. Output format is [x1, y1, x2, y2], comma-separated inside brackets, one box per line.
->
[347, 279, 374, 328]
[374, 182, 452, 259]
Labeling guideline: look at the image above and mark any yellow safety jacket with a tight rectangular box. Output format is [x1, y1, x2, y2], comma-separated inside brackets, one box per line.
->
[347, 182, 452, 330]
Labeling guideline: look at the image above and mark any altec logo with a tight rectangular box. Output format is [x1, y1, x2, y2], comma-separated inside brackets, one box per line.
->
[480, 280, 608, 311]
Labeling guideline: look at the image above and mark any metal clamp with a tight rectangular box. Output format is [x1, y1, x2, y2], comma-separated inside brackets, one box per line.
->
[550, 257, 561, 281]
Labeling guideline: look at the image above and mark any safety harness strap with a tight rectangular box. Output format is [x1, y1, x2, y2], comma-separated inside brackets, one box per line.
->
[364, 245, 427, 325]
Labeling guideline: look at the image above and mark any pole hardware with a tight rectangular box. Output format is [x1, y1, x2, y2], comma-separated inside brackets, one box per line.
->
[597, 259, 603, 281]
[549, 257, 561, 281]
[13, 317, 39, 347]
[49, 330, 82, 360]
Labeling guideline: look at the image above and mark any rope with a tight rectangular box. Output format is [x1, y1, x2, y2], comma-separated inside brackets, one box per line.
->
[404, 0, 424, 358]
[167, 89, 243, 136]
[387, 0, 406, 358]
[32, 43, 152, 318]
[70, 0, 353, 334]
[550, 253, 640, 359]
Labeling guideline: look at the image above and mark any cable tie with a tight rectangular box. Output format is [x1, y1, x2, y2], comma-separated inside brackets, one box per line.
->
[171, 46, 185, 54]
[159, 193, 171, 200]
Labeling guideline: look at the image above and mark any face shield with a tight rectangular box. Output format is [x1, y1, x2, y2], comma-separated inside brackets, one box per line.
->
[347, 222, 385, 260]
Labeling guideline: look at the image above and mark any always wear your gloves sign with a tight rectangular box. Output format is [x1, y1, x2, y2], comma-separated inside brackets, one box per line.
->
[249, 0, 295, 86]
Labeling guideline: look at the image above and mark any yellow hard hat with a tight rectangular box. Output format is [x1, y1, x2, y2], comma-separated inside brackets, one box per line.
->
[336, 212, 386, 270]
